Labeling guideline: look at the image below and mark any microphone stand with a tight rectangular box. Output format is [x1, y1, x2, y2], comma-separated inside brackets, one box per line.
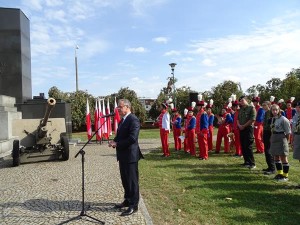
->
[59, 116, 113, 225]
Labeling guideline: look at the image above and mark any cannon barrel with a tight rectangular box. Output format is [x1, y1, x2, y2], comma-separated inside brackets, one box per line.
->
[40, 98, 56, 127]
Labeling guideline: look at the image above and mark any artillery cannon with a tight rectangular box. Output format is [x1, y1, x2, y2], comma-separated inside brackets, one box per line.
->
[11, 98, 69, 166]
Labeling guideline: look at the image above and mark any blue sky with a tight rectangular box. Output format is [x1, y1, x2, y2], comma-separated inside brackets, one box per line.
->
[1, 0, 300, 98]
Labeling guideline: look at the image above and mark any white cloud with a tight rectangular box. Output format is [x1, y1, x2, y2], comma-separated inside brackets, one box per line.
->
[80, 39, 110, 58]
[22, 0, 43, 11]
[152, 37, 169, 44]
[130, 0, 169, 16]
[202, 59, 216, 67]
[164, 50, 180, 56]
[45, 0, 63, 7]
[45, 9, 67, 23]
[125, 47, 148, 53]
[181, 57, 194, 62]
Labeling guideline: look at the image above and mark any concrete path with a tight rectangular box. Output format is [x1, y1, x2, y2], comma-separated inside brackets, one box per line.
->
[0, 139, 160, 225]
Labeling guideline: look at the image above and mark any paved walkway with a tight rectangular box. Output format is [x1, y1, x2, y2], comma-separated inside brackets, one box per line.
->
[0, 139, 161, 225]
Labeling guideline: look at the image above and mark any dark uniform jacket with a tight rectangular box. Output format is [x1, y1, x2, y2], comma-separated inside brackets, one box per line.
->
[114, 113, 144, 163]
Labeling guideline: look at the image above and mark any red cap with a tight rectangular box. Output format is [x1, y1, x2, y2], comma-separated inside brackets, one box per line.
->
[232, 100, 239, 106]
[196, 100, 205, 106]
[187, 107, 194, 111]
[161, 102, 168, 109]
[252, 97, 260, 102]
[172, 108, 178, 112]
[222, 105, 228, 110]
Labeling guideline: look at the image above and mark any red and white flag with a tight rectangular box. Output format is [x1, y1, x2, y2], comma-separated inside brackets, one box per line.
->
[97, 98, 102, 140]
[94, 99, 98, 136]
[114, 97, 121, 134]
[102, 99, 108, 139]
[86, 98, 92, 140]
[106, 98, 112, 136]
[94, 99, 101, 141]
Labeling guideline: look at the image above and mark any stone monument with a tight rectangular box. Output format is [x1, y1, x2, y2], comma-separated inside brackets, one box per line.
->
[0, 7, 32, 104]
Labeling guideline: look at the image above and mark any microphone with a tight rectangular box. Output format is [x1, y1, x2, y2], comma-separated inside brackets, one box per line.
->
[100, 112, 115, 118]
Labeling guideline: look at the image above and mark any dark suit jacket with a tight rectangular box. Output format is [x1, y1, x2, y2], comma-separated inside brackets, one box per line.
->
[114, 113, 143, 163]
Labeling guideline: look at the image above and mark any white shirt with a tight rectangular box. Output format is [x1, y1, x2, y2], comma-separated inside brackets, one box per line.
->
[162, 112, 170, 131]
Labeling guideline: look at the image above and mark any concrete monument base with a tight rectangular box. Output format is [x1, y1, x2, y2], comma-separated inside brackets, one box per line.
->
[0, 95, 22, 158]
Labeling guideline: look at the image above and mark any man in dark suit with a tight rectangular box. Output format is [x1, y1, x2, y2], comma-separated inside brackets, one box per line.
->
[108, 99, 143, 216]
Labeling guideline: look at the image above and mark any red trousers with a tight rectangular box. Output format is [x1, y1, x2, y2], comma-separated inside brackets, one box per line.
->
[216, 125, 230, 152]
[160, 128, 170, 156]
[208, 125, 214, 151]
[233, 128, 242, 155]
[187, 129, 196, 156]
[197, 129, 208, 159]
[173, 128, 182, 150]
[184, 131, 189, 152]
[254, 123, 264, 153]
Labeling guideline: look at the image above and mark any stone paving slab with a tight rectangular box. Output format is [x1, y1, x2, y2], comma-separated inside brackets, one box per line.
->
[0, 139, 160, 225]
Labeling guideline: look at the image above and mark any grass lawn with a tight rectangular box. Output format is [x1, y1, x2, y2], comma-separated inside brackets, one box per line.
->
[138, 129, 300, 225]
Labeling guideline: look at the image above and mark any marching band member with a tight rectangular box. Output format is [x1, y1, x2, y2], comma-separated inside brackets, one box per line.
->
[183, 108, 190, 154]
[252, 91, 265, 153]
[187, 106, 196, 156]
[171, 106, 182, 151]
[158, 102, 170, 157]
[206, 99, 215, 151]
[285, 97, 296, 144]
[231, 95, 242, 156]
[195, 94, 209, 160]
[215, 104, 233, 153]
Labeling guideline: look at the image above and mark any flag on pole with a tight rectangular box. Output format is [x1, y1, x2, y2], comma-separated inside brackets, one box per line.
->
[102, 99, 108, 139]
[114, 97, 121, 134]
[94, 99, 101, 141]
[94, 99, 98, 135]
[106, 98, 112, 136]
[97, 98, 102, 140]
[86, 98, 92, 140]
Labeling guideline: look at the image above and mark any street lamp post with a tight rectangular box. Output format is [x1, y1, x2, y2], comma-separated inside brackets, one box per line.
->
[169, 63, 177, 108]
[75, 45, 79, 92]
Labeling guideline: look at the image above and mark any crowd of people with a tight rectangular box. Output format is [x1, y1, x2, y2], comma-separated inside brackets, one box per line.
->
[155, 93, 300, 184]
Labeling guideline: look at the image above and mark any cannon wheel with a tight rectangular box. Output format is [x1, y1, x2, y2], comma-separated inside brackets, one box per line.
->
[61, 136, 69, 161]
[12, 140, 20, 167]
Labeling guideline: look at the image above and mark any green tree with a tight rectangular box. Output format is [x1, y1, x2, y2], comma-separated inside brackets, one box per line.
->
[281, 74, 300, 102]
[265, 78, 283, 98]
[116, 87, 147, 123]
[48, 86, 70, 102]
[286, 67, 300, 80]
[211, 80, 243, 114]
[68, 90, 95, 130]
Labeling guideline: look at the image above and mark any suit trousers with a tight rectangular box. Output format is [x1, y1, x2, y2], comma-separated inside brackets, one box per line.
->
[240, 126, 255, 166]
[263, 130, 275, 171]
[119, 161, 139, 207]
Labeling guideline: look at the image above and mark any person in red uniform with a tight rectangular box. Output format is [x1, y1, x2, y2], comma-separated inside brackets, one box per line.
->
[158, 103, 170, 157]
[206, 99, 214, 151]
[215, 106, 233, 153]
[195, 100, 209, 160]
[187, 107, 196, 156]
[252, 93, 265, 153]
[171, 108, 182, 151]
[231, 99, 242, 156]
[182, 108, 190, 153]
[285, 97, 296, 144]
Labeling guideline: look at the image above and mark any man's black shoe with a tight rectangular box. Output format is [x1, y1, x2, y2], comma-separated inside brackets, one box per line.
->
[114, 201, 129, 209]
[262, 168, 270, 172]
[120, 206, 138, 216]
[263, 170, 275, 175]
